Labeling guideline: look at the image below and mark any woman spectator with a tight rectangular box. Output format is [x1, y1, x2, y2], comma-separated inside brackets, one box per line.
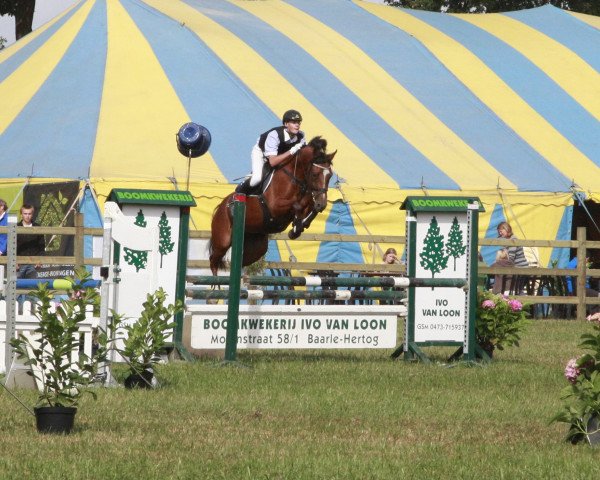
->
[496, 221, 529, 267]
[491, 248, 514, 294]
[382, 247, 399, 265]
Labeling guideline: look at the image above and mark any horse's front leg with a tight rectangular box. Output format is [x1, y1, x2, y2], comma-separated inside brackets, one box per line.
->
[289, 200, 313, 240]
[300, 208, 318, 230]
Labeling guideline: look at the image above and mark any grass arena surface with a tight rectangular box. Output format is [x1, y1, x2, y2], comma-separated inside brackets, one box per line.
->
[1, 320, 600, 479]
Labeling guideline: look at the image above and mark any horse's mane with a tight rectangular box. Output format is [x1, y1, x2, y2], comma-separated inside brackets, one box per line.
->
[307, 136, 331, 165]
[308, 136, 327, 154]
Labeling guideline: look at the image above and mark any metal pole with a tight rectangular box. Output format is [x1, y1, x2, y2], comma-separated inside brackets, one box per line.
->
[224, 194, 246, 362]
[99, 213, 115, 385]
[174, 205, 194, 361]
[186, 150, 192, 192]
[4, 225, 17, 376]
[464, 201, 479, 361]
[99, 215, 112, 335]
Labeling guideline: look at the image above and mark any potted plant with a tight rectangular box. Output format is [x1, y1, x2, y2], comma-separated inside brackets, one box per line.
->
[118, 288, 182, 389]
[475, 290, 531, 359]
[10, 268, 111, 434]
[552, 312, 600, 445]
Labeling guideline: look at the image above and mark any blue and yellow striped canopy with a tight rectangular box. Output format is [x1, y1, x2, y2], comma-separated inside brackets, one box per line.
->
[1, 0, 598, 266]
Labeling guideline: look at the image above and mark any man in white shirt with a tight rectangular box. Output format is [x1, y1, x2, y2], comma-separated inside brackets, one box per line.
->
[235, 109, 306, 195]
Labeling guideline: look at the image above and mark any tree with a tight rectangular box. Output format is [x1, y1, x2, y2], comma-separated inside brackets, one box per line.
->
[124, 210, 148, 273]
[0, 0, 36, 41]
[384, 0, 600, 15]
[446, 216, 467, 271]
[158, 211, 175, 268]
[419, 216, 449, 286]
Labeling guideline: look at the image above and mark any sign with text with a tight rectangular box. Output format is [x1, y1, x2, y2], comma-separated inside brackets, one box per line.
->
[188, 305, 404, 349]
[413, 211, 468, 342]
[402, 196, 481, 361]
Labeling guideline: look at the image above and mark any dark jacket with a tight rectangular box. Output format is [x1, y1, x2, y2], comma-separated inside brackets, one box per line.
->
[16, 221, 45, 256]
[258, 126, 305, 155]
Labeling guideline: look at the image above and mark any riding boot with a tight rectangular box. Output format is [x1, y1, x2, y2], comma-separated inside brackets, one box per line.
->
[235, 178, 252, 195]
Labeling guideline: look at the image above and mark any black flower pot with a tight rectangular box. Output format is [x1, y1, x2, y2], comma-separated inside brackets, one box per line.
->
[482, 344, 494, 359]
[124, 369, 154, 389]
[587, 415, 600, 446]
[34, 406, 77, 434]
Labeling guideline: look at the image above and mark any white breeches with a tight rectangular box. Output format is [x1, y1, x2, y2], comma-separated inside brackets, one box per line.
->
[250, 145, 266, 186]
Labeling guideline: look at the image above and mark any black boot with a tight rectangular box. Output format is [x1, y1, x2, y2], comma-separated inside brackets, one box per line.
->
[235, 178, 251, 195]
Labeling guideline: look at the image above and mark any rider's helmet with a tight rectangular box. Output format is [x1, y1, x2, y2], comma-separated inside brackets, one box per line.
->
[282, 109, 302, 124]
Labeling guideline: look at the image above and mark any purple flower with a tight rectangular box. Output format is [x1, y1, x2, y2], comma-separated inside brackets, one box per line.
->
[565, 358, 581, 384]
[482, 299, 496, 309]
[508, 299, 523, 312]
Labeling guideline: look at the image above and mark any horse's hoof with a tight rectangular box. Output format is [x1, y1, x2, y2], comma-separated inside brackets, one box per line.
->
[288, 230, 300, 240]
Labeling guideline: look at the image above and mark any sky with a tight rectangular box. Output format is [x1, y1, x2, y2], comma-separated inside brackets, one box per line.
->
[0, 0, 78, 47]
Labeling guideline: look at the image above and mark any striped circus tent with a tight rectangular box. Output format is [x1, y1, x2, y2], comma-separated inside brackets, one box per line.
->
[1, 0, 599, 267]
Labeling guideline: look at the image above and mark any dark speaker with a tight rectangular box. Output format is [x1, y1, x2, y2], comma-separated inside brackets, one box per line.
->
[176, 122, 211, 158]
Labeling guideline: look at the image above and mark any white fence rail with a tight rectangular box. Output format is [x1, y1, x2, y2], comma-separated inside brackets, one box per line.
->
[0, 301, 98, 376]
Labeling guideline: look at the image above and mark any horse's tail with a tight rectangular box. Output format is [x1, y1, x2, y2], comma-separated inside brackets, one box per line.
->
[208, 201, 229, 274]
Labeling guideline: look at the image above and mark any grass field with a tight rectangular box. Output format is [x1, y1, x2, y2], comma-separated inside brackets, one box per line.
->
[1, 319, 599, 479]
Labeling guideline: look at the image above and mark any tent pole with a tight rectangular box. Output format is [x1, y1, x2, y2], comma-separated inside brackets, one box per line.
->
[6, 178, 30, 213]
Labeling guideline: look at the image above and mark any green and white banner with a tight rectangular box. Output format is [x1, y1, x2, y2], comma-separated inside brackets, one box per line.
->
[188, 305, 403, 350]
[413, 212, 469, 343]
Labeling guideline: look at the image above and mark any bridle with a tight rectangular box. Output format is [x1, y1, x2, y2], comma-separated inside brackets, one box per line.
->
[307, 161, 332, 203]
[278, 147, 332, 200]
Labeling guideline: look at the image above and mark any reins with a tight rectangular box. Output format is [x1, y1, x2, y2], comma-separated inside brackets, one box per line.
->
[277, 148, 330, 197]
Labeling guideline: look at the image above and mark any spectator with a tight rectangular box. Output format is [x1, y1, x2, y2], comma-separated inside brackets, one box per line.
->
[16, 204, 45, 279]
[0, 198, 7, 257]
[382, 247, 400, 265]
[497, 221, 529, 267]
[491, 248, 514, 294]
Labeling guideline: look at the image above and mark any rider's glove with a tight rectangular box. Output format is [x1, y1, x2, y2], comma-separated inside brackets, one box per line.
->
[289, 143, 303, 156]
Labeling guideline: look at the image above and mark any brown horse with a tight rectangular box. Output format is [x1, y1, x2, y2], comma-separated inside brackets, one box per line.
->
[209, 136, 336, 275]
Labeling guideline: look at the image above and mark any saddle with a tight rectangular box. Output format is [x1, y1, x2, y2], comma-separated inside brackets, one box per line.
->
[245, 163, 274, 196]
[232, 166, 291, 233]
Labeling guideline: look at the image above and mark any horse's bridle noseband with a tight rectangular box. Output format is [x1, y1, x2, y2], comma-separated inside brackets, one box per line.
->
[277, 148, 330, 196]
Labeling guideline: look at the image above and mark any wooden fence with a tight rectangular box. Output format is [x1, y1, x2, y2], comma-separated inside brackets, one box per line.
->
[1, 217, 598, 320]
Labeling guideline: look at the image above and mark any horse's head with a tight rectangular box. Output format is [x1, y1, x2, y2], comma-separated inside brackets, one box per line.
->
[300, 136, 336, 212]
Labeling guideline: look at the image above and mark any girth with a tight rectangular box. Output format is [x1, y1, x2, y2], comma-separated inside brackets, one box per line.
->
[257, 195, 293, 233]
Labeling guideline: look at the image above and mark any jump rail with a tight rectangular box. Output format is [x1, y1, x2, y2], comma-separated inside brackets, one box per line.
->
[186, 288, 407, 302]
[187, 275, 467, 289]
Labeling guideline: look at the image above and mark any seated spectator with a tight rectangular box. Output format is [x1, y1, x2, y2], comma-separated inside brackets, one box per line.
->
[491, 248, 514, 295]
[382, 247, 400, 265]
[497, 221, 529, 268]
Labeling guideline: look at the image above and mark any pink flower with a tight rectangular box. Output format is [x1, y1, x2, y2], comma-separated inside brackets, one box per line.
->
[70, 290, 83, 300]
[482, 299, 496, 309]
[565, 358, 581, 384]
[508, 299, 523, 312]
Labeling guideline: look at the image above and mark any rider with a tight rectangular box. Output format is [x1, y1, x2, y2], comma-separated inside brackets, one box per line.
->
[235, 109, 306, 195]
